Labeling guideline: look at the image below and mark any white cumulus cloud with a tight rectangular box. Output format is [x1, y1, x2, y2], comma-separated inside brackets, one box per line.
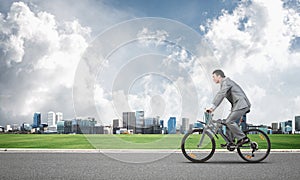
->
[0, 2, 91, 124]
[201, 0, 300, 125]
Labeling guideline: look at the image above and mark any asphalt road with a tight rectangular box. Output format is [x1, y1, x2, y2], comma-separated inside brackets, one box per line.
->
[0, 151, 299, 180]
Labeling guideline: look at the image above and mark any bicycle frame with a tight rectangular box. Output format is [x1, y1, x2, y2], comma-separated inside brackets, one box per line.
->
[198, 112, 232, 148]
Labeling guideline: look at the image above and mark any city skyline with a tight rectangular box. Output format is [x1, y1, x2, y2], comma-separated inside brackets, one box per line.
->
[0, 0, 300, 128]
[1, 109, 299, 133]
[2, 110, 299, 135]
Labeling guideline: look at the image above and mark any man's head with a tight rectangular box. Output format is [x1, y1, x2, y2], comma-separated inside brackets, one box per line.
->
[212, 69, 225, 84]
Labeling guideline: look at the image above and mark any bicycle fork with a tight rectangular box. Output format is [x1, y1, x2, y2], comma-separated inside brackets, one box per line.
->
[197, 128, 208, 148]
[197, 127, 216, 148]
[197, 132, 205, 148]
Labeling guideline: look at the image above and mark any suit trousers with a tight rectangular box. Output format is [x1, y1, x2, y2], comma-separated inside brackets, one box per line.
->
[225, 107, 250, 142]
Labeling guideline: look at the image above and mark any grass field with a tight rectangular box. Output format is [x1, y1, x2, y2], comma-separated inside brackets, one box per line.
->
[0, 134, 300, 149]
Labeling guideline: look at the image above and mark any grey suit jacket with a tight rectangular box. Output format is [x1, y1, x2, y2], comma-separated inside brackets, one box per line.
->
[212, 77, 251, 111]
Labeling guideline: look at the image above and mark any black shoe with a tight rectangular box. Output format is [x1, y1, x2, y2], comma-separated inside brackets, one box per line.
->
[237, 137, 250, 146]
[221, 142, 235, 148]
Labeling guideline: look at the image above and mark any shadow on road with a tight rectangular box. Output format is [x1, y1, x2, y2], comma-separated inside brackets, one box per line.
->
[180, 160, 271, 164]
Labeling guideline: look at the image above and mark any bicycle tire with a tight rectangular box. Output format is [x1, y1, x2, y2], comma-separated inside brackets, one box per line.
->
[237, 129, 271, 162]
[181, 129, 216, 163]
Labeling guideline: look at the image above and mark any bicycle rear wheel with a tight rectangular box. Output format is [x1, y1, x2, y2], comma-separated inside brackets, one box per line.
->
[237, 129, 271, 162]
[181, 129, 215, 163]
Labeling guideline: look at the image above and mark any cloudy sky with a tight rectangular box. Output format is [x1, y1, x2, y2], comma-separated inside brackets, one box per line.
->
[0, 0, 299, 129]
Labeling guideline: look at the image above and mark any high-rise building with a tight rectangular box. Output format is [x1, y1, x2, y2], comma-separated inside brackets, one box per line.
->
[113, 119, 123, 134]
[142, 117, 161, 134]
[189, 124, 194, 131]
[70, 117, 97, 134]
[64, 120, 72, 134]
[136, 111, 144, 134]
[280, 120, 292, 134]
[272, 122, 279, 131]
[12, 124, 19, 131]
[56, 112, 63, 123]
[103, 126, 112, 134]
[160, 120, 164, 128]
[57, 121, 65, 134]
[33, 112, 41, 128]
[79, 117, 97, 134]
[154, 116, 160, 126]
[295, 116, 300, 132]
[286, 120, 292, 133]
[47, 111, 63, 131]
[144, 118, 154, 128]
[113, 119, 123, 128]
[94, 125, 104, 134]
[123, 112, 136, 133]
[160, 119, 165, 134]
[176, 124, 182, 134]
[6, 125, 11, 131]
[0, 126, 4, 133]
[21, 123, 32, 131]
[181, 118, 189, 134]
[168, 117, 176, 134]
[47, 111, 56, 126]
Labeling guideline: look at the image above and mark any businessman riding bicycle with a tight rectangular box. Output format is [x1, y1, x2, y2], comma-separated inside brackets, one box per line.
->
[206, 69, 251, 147]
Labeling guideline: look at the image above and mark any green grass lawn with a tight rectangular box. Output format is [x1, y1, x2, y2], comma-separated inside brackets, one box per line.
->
[0, 134, 94, 149]
[86, 134, 182, 149]
[0, 134, 300, 149]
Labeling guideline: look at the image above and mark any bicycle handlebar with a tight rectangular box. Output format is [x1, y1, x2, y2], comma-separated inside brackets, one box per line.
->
[205, 109, 212, 113]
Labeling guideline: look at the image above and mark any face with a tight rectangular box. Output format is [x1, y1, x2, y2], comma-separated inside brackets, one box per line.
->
[212, 73, 222, 84]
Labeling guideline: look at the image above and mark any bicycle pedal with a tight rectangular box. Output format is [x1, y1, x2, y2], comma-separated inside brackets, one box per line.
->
[220, 144, 227, 148]
[228, 146, 235, 151]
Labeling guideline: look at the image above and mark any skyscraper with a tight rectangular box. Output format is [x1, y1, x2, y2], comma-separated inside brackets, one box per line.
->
[144, 118, 154, 128]
[71, 117, 97, 134]
[113, 119, 123, 134]
[136, 111, 144, 134]
[160, 120, 164, 128]
[280, 120, 292, 134]
[295, 116, 300, 132]
[47, 111, 56, 126]
[272, 122, 279, 131]
[123, 112, 136, 133]
[168, 117, 176, 134]
[57, 121, 65, 134]
[113, 119, 123, 128]
[181, 118, 189, 134]
[56, 112, 63, 123]
[33, 112, 41, 128]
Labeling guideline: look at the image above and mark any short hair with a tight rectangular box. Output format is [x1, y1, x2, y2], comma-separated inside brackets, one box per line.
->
[212, 69, 225, 78]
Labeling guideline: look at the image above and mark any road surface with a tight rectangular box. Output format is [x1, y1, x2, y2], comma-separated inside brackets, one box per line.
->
[0, 150, 299, 179]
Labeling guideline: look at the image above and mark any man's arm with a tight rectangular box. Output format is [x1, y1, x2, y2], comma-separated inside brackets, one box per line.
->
[210, 79, 232, 111]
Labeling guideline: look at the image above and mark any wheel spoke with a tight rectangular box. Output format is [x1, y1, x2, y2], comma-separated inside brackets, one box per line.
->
[181, 129, 215, 163]
[237, 129, 271, 162]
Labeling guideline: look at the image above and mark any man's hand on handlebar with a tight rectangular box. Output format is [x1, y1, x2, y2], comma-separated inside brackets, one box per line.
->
[205, 108, 214, 113]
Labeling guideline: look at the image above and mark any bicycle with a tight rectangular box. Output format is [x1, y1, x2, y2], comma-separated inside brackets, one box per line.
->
[181, 112, 271, 163]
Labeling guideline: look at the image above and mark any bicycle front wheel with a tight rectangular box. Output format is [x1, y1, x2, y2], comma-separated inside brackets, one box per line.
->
[181, 129, 215, 163]
[237, 129, 271, 162]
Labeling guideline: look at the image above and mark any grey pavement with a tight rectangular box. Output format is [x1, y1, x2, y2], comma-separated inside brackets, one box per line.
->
[0, 150, 300, 180]
[2, 148, 300, 153]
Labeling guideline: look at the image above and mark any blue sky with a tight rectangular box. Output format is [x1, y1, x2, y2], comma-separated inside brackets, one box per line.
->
[0, 0, 241, 35]
[0, 0, 300, 130]
[104, 0, 239, 31]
